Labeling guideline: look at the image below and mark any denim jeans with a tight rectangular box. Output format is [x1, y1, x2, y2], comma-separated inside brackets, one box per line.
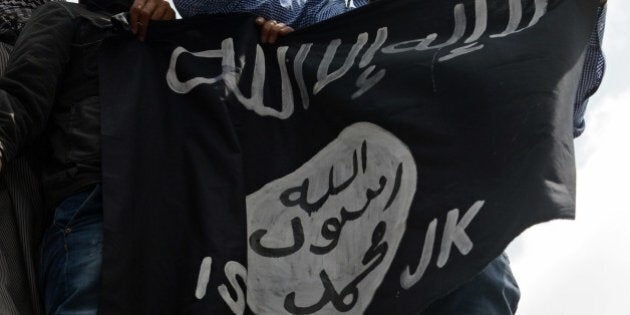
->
[39, 185, 103, 315]
[421, 253, 520, 315]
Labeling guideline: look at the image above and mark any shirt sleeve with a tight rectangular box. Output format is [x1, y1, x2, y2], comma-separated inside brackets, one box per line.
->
[0, 2, 76, 163]
[572, 3, 606, 138]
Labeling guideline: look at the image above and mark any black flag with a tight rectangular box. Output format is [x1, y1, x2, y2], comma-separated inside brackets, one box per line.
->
[99, 0, 599, 313]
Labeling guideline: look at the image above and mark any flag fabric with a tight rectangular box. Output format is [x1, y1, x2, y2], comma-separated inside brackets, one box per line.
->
[99, 0, 599, 313]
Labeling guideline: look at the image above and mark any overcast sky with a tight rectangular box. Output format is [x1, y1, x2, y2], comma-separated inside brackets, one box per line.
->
[507, 1, 630, 314]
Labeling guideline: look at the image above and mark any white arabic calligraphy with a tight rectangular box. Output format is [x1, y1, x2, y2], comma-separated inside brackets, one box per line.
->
[166, 0, 549, 120]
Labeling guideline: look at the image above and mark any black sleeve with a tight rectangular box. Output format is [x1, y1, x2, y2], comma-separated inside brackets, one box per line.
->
[0, 2, 77, 164]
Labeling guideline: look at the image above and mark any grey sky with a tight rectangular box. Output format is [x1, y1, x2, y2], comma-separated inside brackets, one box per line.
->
[508, 1, 630, 314]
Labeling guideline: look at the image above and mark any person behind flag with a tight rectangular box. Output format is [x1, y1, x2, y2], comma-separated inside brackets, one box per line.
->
[102, 0, 610, 312]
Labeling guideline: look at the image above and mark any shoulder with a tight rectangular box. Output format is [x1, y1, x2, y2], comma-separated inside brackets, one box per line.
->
[31, 1, 87, 20]
[27, 1, 113, 28]
[12, 2, 85, 49]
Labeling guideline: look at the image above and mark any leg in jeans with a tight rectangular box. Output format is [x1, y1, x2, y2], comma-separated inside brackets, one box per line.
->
[39, 185, 103, 315]
[421, 253, 520, 315]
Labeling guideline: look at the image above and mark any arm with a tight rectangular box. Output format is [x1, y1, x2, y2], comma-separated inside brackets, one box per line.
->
[0, 2, 76, 170]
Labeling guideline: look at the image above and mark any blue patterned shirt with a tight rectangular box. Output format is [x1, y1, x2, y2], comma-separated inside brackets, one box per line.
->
[574, 4, 606, 138]
[174, 0, 368, 29]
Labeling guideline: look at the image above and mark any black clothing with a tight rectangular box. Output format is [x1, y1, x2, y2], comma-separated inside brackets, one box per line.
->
[0, 0, 50, 45]
[0, 2, 118, 206]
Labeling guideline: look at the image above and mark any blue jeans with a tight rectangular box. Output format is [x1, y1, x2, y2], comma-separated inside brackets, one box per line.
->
[421, 253, 520, 315]
[39, 185, 103, 315]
